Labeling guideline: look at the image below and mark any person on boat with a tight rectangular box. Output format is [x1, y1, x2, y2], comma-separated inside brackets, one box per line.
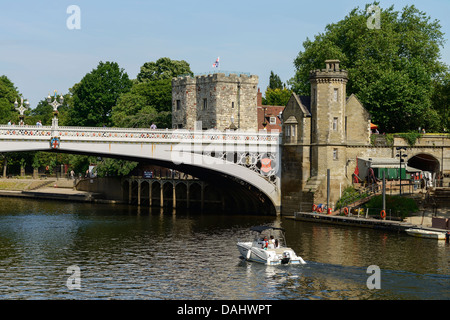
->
[262, 236, 269, 249]
[268, 236, 275, 249]
[274, 239, 279, 249]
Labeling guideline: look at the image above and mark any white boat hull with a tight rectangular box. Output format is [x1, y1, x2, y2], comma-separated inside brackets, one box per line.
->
[237, 242, 306, 265]
[405, 228, 446, 240]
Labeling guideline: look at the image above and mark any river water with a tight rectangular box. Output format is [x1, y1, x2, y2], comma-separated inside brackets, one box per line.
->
[0, 197, 448, 300]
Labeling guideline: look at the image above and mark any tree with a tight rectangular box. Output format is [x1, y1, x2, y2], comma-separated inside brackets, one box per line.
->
[288, 2, 447, 133]
[432, 69, 450, 131]
[136, 57, 192, 82]
[0, 75, 21, 124]
[112, 58, 193, 128]
[95, 158, 138, 177]
[262, 71, 291, 106]
[28, 93, 71, 126]
[268, 71, 284, 90]
[67, 61, 132, 127]
[262, 88, 292, 106]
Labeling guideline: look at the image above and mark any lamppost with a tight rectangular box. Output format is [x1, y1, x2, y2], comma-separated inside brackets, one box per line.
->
[14, 98, 30, 125]
[47, 91, 64, 129]
[262, 106, 267, 130]
[229, 115, 237, 130]
[396, 146, 407, 195]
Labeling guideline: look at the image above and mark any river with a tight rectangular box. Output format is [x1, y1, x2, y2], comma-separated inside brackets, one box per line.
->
[0, 197, 448, 300]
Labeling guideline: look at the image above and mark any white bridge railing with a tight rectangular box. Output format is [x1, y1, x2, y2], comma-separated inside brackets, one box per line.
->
[0, 125, 279, 145]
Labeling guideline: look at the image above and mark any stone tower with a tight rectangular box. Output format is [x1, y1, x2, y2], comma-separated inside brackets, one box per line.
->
[309, 60, 348, 179]
[306, 60, 349, 204]
[172, 72, 259, 131]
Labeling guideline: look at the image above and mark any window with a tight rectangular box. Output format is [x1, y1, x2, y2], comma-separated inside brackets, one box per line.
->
[176, 100, 181, 110]
[203, 98, 207, 110]
[333, 148, 338, 160]
[333, 88, 338, 102]
[270, 116, 276, 125]
[333, 117, 338, 130]
[232, 102, 234, 109]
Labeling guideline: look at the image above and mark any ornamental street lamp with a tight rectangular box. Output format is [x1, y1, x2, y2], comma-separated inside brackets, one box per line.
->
[47, 91, 64, 129]
[396, 146, 408, 195]
[262, 106, 267, 130]
[14, 98, 30, 125]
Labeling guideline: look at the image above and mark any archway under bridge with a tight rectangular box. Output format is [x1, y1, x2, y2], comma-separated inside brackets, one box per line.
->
[123, 170, 276, 215]
[407, 153, 440, 174]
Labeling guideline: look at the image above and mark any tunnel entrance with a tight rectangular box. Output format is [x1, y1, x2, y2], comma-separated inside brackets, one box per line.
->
[407, 153, 440, 175]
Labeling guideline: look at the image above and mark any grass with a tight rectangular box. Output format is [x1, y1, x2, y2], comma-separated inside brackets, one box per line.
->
[364, 194, 419, 219]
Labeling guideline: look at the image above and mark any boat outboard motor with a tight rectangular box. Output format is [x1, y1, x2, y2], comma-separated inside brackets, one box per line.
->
[281, 252, 290, 264]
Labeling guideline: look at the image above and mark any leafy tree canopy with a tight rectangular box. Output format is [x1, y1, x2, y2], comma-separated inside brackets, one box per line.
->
[288, 2, 447, 133]
[0, 75, 22, 124]
[112, 58, 193, 128]
[262, 88, 292, 106]
[67, 61, 133, 127]
[268, 71, 284, 90]
[136, 57, 193, 82]
[28, 93, 72, 126]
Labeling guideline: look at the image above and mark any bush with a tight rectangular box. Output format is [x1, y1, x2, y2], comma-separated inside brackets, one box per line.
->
[364, 195, 418, 219]
[335, 186, 369, 210]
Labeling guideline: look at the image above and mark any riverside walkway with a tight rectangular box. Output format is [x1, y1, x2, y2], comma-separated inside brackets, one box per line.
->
[288, 211, 449, 235]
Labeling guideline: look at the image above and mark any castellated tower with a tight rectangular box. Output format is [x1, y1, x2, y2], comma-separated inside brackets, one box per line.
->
[308, 60, 349, 199]
[172, 73, 259, 131]
[281, 59, 372, 214]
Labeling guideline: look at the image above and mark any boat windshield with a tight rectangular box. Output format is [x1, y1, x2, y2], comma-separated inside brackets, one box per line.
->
[251, 226, 287, 248]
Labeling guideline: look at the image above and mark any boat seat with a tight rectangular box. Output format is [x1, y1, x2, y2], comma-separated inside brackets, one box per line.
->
[268, 248, 290, 254]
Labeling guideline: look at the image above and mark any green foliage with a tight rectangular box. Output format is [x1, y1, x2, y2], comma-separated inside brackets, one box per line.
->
[335, 186, 369, 210]
[111, 79, 172, 128]
[0, 75, 21, 124]
[95, 158, 138, 177]
[396, 132, 423, 146]
[262, 71, 291, 106]
[364, 194, 418, 219]
[112, 58, 193, 128]
[136, 57, 193, 82]
[288, 2, 447, 133]
[67, 61, 133, 127]
[432, 69, 450, 131]
[262, 88, 292, 106]
[268, 71, 284, 90]
[27, 93, 71, 126]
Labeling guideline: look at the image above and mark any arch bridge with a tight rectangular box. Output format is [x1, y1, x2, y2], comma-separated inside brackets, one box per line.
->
[0, 125, 281, 214]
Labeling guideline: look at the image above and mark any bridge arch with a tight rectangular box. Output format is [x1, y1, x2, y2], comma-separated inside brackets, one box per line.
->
[407, 153, 440, 175]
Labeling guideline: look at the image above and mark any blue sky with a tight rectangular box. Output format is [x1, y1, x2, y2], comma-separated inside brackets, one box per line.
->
[1, 0, 449, 108]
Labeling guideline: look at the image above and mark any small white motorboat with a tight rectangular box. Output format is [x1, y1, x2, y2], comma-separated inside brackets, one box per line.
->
[237, 226, 306, 265]
[405, 228, 447, 240]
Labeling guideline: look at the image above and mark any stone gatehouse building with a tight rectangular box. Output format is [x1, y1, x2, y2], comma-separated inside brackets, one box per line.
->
[281, 60, 373, 213]
[172, 72, 259, 131]
[280, 59, 450, 214]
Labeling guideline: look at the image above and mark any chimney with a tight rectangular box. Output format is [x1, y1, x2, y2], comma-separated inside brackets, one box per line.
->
[257, 87, 262, 106]
[325, 59, 340, 72]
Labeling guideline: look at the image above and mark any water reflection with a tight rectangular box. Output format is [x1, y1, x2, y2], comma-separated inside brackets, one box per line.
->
[0, 198, 448, 300]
